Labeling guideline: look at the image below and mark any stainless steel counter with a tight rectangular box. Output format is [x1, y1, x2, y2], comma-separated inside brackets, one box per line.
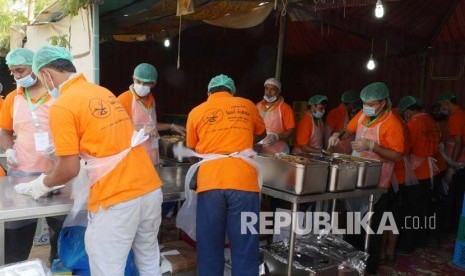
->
[0, 166, 189, 265]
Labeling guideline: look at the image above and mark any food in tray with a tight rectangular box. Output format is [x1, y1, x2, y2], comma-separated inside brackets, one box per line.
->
[272, 153, 313, 165]
[160, 135, 185, 143]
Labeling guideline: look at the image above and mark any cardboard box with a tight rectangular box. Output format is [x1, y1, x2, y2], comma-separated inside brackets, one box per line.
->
[160, 240, 197, 274]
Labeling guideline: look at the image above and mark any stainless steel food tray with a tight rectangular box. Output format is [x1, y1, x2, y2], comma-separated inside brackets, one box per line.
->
[255, 155, 329, 195]
[333, 153, 382, 189]
[327, 162, 359, 192]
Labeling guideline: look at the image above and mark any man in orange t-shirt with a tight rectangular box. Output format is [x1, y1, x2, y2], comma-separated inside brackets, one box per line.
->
[437, 91, 465, 232]
[294, 95, 328, 154]
[255, 77, 295, 153]
[331, 82, 406, 274]
[397, 96, 440, 251]
[324, 91, 360, 153]
[186, 74, 265, 276]
[15, 46, 163, 275]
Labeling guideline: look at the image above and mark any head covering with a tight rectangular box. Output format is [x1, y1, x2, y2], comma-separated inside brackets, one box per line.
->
[340, 91, 359, 103]
[360, 82, 389, 103]
[264, 78, 281, 90]
[6, 48, 35, 67]
[436, 91, 456, 103]
[208, 74, 236, 94]
[133, 63, 158, 82]
[32, 45, 73, 75]
[398, 96, 420, 113]
[308, 95, 328, 106]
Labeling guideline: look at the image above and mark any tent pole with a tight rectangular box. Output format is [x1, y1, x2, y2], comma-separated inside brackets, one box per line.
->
[419, 52, 427, 102]
[275, 13, 287, 80]
[92, 2, 100, 84]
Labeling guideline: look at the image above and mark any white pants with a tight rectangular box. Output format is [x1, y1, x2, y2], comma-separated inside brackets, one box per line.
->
[85, 189, 163, 276]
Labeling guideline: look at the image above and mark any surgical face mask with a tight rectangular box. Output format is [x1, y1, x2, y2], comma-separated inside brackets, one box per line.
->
[313, 110, 324, 119]
[16, 73, 37, 88]
[440, 107, 450, 116]
[264, 95, 277, 103]
[134, 83, 151, 97]
[42, 72, 60, 99]
[363, 105, 378, 117]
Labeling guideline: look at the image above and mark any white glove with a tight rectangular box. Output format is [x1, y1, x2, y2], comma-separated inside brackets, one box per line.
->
[14, 174, 65, 200]
[327, 133, 340, 149]
[262, 133, 279, 145]
[445, 167, 456, 183]
[171, 124, 186, 135]
[5, 148, 18, 167]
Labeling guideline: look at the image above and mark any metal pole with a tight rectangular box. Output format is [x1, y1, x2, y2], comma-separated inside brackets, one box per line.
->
[275, 12, 287, 80]
[364, 194, 375, 252]
[330, 199, 337, 228]
[287, 202, 298, 276]
[92, 2, 100, 84]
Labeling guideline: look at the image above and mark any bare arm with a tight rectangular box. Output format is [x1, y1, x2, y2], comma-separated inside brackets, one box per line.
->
[278, 128, 294, 141]
[44, 154, 80, 187]
[372, 143, 403, 162]
[452, 136, 463, 161]
[0, 129, 14, 151]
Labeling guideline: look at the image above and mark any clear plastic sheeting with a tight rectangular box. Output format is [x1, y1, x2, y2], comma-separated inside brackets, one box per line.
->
[262, 233, 368, 275]
[0, 259, 51, 276]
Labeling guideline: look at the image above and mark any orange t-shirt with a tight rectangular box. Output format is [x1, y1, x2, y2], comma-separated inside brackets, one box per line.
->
[448, 106, 465, 137]
[49, 74, 161, 212]
[325, 104, 347, 133]
[256, 99, 295, 130]
[0, 87, 51, 130]
[0, 97, 4, 111]
[295, 111, 323, 147]
[186, 92, 266, 193]
[348, 110, 406, 185]
[407, 113, 440, 180]
[117, 89, 155, 120]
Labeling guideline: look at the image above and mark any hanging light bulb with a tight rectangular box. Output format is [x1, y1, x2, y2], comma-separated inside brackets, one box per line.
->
[164, 37, 170, 47]
[375, 0, 384, 18]
[367, 54, 376, 70]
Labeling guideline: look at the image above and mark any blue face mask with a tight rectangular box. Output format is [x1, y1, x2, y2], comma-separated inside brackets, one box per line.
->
[363, 106, 377, 117]
[313, 110, 324, 119]
[264, 95, 277, 103]
[16, 74, 37, 88]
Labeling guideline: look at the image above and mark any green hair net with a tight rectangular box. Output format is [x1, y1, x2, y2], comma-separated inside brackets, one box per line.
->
[308, 95, 328, 106]
[360, 82, 389, 103]
[398, 96, 419, 114]
[340, 91, 359, 103]
[32, 45, 73, 75]
[436, 91, 456, 103]
[208, 74, 236, 94]
[134, 63, 158, 83]
[6, 48, 35, 67]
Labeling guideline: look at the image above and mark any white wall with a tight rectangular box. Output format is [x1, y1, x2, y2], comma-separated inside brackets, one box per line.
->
[25, 8, 94, 82]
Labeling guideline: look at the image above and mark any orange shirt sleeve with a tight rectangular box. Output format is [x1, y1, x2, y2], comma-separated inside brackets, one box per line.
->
[295, 113, 313, 147]
[325, 104, 344, 132]
[186, 108, 199, 149]
[380, 116, 405, 154]
[0, 92, 16, 130]
[347, 111, 362, 134]
[280, 103, 295, 130]
[49, 105, 80, 156]
[116, 91, 133, 120]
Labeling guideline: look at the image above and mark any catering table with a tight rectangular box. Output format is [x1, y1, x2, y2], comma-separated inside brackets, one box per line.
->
[0, 166, 188, 265]
[261, 186, 387, 276]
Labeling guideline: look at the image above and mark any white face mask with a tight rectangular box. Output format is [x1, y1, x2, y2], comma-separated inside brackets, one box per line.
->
[133, 83, 151, 97]
[16, 73, 37, 88]
[42, 72, 60, 98]
[264, 95, 277, 103]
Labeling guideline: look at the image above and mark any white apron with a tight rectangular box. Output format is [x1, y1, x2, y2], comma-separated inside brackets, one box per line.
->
[257, 98, 290, 154]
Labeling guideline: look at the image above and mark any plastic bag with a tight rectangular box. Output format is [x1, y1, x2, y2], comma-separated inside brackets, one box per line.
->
[0, 258, 51, 276]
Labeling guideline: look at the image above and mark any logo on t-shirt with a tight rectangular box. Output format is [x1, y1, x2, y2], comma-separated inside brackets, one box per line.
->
[203, 109, 223, 125]
[89, 98, 111, 119]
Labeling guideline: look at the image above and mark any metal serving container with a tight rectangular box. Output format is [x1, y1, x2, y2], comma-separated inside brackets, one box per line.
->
[158, 135, 189, 162]
[255, 154, 329, 195]
[333, 154, 382, 189]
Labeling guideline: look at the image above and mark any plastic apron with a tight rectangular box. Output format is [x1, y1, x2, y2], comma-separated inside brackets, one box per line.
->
[335, 115, 355, 154]
[345, 112, 396, 213]
[257, 98, 290, 154]
[409, 155, 439, 188]
[293, 112, 324, 154]
[174, 145, 262, 241]
[65, 130, 150, 227]
[10, 92, 55, 175]
[131, 88, 159, 165]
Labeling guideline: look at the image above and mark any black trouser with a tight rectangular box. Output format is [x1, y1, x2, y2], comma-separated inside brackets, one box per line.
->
[5, 221, 38, 264]
[429, 172, 447, 241]
[397, 179, 431, 251]
[344, 187, 395, 274]
[448, 168, 465, 232]
[46, 216, 65, 262]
